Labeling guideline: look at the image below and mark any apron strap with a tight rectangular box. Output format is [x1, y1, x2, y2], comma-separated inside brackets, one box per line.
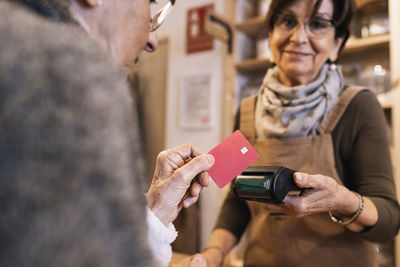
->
[240, 95, 257, 140]
[319, 85, 367, 135]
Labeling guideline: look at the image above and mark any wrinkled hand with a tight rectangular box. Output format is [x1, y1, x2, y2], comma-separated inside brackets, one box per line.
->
[264, 172, 358, 218]
[146, 144, 214, 224]
[201, 251, 223, 267]
[176, 254, 207, 267]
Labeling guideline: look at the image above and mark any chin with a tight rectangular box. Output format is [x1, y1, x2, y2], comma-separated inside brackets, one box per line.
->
[289, 69, 310, 78]
[121, 57, 139, 73]
[285, 67, 308, 76]
[280, 68, 316, 85]
[283, 60, 310, 72]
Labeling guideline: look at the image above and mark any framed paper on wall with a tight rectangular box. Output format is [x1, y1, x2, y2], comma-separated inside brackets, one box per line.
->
[179, 74, 212, 130]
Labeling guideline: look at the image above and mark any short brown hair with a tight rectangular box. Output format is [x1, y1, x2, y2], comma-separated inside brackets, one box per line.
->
[265, 0, 355, 50]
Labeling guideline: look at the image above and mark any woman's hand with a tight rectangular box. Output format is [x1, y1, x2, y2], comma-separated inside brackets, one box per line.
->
[146, 144, 214, 225]
[264, 172, 359, 218]
[264, 172, 379, 231]
[201, 251, 223, 267]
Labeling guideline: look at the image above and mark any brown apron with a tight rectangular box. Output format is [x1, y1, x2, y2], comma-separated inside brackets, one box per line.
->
[240, 86, 378, 267]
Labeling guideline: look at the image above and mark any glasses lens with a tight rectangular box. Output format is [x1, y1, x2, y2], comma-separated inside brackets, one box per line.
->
[274, 14, 334, 38]
[275, 14, 298, 32]
[307, 18, 333, 36]
[150, 1, 173, 32]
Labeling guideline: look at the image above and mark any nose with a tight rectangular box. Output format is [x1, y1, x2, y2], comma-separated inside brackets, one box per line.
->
[289, 24, 309, 45]
[145, 31, 158, 53]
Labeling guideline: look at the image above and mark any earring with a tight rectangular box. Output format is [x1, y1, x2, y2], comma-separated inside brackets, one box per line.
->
[329, 62, 337, 71]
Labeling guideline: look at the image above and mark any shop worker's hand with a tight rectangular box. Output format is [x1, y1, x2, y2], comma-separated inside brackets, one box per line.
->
[146, 144, 214, 225]
[176, 254, 207, 267]
[264, 172, 349, 218]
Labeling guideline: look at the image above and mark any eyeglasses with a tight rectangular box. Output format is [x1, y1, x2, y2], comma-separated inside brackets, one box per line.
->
[274, 13, 335, 38]
[149, 0, 176, 32]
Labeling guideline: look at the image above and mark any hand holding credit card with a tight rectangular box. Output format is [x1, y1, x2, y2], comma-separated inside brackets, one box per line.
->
[207, 130, 259, 188]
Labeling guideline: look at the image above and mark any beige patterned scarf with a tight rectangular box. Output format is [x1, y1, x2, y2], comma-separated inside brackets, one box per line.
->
[255, 64, 344, 139]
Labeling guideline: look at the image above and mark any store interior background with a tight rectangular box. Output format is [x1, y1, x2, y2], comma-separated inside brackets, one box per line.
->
[131, 0, 400, 266]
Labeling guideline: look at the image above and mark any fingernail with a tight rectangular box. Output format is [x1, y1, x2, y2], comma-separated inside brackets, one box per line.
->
[295, 173, 303, 181]
[207, 155, 214, 163]
[191, 254, 204, 262]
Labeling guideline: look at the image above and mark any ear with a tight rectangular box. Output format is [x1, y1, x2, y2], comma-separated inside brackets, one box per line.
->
[84, 0, 102, 7]
[329, 36, 344, 62]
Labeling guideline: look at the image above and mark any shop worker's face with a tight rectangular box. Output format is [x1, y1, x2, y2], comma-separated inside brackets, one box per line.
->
[80, 0, 158, 72]
[269, 0, 343, 86]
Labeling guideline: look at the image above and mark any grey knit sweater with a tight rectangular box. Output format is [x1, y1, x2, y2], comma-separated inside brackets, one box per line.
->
[0, 1, 155, 266]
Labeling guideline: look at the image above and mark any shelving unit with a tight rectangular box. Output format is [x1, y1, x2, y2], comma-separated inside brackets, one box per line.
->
[234, 34, 391, 73]
[343, 34, 390, 54]
[236, 16, 267, 38]
[235, 58, 271, 74]
[219, 0, 400, 266]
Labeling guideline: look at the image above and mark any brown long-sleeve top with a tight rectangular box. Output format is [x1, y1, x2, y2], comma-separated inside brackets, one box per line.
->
[215, 90, 400, 243]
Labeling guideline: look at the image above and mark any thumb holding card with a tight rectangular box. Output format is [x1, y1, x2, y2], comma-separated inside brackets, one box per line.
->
[146, 143, 215, 225]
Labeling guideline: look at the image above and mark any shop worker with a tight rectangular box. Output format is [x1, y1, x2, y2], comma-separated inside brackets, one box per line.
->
[0, 0, 211, 267]
[202, 0, 400, 266]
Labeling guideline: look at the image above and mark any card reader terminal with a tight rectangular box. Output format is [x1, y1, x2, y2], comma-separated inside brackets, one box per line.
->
[233, 166, 302, 203]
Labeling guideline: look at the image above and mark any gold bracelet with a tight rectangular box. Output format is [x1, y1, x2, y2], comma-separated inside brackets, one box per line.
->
[329, 192, 364, 225]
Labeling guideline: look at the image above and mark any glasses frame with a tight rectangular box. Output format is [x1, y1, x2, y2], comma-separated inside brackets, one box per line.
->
[274, 13, 335, 39]
[149, 0, 176, 32]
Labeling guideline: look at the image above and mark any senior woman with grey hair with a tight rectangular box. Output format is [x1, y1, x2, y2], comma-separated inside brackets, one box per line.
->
[201, 0, 400, 266]
[0, 0, 213, 266]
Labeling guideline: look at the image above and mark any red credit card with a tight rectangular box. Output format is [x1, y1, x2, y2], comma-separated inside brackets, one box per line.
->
[207, 130, 259, 188]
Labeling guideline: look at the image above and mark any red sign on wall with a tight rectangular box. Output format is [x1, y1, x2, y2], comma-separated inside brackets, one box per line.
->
[186, 4, 214, 54]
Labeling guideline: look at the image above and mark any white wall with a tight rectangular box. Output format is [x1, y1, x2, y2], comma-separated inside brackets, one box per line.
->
[152, 0, 226, 250]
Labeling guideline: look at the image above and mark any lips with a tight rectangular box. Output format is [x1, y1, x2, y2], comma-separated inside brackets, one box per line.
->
[283, 50, 314, 56]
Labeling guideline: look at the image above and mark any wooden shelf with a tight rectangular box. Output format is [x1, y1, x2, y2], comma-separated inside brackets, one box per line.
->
[355, 0, 377, 9]
[342, 34, 390, 54]
[236, 16, 267, 38]
[236, 58, 272, 74]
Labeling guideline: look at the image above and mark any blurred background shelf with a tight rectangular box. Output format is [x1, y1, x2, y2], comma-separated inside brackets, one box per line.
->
[236, 58, 272, 74]
[342, 34, 390, 55]
[236, 16, 267, 38]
